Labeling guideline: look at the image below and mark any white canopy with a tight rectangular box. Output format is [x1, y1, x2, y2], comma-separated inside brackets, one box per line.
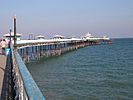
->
[3, 32, 22, 37]
[53, 35, 64, 38]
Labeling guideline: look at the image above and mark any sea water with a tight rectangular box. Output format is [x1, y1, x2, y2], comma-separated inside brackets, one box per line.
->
[27, 38, 133, 100]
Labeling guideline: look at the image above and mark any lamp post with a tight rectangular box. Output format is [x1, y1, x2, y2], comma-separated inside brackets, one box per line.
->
[9, 29, 12, 48]
[10, 29, 12, 41]
[14, 16, 17, 49]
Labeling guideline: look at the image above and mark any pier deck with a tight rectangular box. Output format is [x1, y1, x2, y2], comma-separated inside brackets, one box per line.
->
[0, 48, 6, 97]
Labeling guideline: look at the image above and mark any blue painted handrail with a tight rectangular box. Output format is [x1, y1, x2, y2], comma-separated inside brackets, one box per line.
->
[14, 51, 45, 100]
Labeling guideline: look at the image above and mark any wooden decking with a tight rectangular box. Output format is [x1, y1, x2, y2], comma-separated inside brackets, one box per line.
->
[0, 48, 6, 97]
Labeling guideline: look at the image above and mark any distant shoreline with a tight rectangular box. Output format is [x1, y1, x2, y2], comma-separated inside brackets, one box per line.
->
[111, 37, 133, 39]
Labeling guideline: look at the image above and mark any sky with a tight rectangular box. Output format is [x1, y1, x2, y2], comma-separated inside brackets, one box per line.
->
[0, 0, 133, 38]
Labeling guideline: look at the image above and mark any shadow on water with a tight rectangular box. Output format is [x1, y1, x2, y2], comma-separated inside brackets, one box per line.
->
[26, 46, 88, 65]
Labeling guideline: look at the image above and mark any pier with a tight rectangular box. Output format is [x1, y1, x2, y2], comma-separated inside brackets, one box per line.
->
[17, 38, 107, 63]
[0, 37, 111, 99]
[0, 17, 111, 100]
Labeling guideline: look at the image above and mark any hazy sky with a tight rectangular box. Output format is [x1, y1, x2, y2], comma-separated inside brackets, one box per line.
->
[0, 0, 133, 38]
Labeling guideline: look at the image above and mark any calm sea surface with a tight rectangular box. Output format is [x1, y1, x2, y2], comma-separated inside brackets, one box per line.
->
[27, 38, 133, 100]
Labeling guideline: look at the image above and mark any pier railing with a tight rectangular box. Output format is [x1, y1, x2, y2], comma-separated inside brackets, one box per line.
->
[11, 47, 45, 100]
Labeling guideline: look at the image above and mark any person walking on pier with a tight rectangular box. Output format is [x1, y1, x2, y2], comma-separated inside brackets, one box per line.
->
[0, 39, 7, 55]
